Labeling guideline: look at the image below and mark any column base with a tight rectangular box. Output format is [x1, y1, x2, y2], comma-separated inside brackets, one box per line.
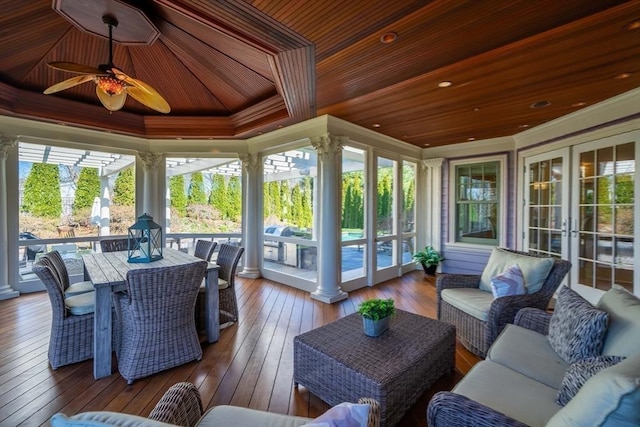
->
[0, 284, 19, 300]
[238, 268, 261, 279]
[311, 289, 348, 304]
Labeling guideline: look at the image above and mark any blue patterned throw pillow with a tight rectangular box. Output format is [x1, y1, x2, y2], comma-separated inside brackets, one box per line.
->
[557, 355, 626, 406]
[490, 263, 525, 298]
[548, 286, 610, 364]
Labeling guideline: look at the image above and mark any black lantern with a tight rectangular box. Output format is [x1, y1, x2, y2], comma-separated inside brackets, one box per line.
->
[127, 213, 163, 263]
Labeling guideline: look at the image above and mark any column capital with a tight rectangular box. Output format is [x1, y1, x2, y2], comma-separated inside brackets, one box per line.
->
[310, 134, 347, 156]
[422, 158, 445, 169]
[0, 137, 17, 161]
[239, 153, 260, 173]
[137, 152, 163, 171]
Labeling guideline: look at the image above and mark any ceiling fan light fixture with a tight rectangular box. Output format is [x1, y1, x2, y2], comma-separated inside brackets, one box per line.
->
[96, 76, 125, 96]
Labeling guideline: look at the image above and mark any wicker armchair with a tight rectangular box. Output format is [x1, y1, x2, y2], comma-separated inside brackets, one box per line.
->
[436, 248, 570, 358]
[99, 238, 129, 253]
[32, 259, 94, 369]
[112, 261, 207, 384]
[150, 382, 380, 427]
[216, 244, 244, 325]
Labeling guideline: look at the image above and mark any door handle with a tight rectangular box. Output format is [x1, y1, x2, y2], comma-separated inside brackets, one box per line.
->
[561, 218, 567, 237]
[571, 218, 578, 237]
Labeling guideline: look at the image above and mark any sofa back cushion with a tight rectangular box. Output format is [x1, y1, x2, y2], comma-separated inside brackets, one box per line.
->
[546, 354, 640, 427]
[479, 248, 554, 294]
[548, 286, 610, 364]
[596, 285, 640, 357]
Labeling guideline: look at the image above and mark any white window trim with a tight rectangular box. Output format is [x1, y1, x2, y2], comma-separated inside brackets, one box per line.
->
[448, 154, 507, 248]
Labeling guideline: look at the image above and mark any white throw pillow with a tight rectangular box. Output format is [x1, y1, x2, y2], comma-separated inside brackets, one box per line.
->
[489, 263, 525, 298]
[302, 402, 370, 427]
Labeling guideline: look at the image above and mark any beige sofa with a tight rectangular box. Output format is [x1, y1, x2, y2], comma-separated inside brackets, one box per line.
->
[51, 382, 380, 427]
[428, 285, 640, 427]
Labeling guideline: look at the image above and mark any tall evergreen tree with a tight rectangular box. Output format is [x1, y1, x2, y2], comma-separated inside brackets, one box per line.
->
[187, 172, 206, 205]
[112, 167, 135, 206]
[226, 176, 241, 221]
[291, 184, 303, 227]
[208, 174, 228, 216]
[169, 175, 187, 216]
[300, 177, 313, 229]
[22, 163, 62, 218]
[73, 167, 100, 214]
[280, 181, 290, 222]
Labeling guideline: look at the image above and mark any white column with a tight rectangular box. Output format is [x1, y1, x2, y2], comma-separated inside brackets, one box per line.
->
[99, 176, 111, 236]
[137, 152, 163, 218]
[0, 138, 19, 299]
[310, 134, 348, 303]
[421, 158, 444, 270]
[238, 153, 261, 278]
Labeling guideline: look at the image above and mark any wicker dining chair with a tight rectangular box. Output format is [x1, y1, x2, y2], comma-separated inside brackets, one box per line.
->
[216, 244, 245, 326]
[113, 261, 208, 384]
[32, 259, 94, 369]
[100, 238, 129, 253]
[194, 240, 217, 262]
[39, 250, 94, 297]
[436, 248, 571, 358]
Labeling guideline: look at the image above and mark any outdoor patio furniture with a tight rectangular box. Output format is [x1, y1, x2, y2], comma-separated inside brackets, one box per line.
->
[194, 240, 217, 331]
[216, 243, 244, 326]
[294, 310, 455, 427]
[39, 250, 94, 298]
[194, 239, 217, 261]
[32, 259, 94, 369]
[99, 238, 129, 253]
[437, 248, 571, 358]
[112, 261, 208, 384]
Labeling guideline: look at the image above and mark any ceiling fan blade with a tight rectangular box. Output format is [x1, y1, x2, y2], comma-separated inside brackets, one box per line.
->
[126, 86, 171, 113]
[43, 75, 95, 94]
[48, 62, 106, 75]
[96, 86, 127, 111]
[111, 68, 170, 113]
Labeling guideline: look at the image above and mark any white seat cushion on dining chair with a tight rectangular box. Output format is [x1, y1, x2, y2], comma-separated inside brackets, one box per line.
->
[65, 291, 95, 315]
[218, 278, 229, 289]
[64, 280, 94, 298]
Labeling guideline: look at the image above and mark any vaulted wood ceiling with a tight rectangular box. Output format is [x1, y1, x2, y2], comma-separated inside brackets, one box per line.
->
[1, 0, 638, 148]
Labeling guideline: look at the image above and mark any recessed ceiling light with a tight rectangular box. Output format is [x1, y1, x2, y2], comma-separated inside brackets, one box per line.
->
[614, 72, 631, 79]
[424, 143, 430, 147]
[467, 137, 475, 141]
[380, 32, 397, 44]
[530, 100, 551, 108]
[624, 20, 640, 31]
[402, 134, 408, 138]
[572, 102, 587, 107]
[473, 107, 480, 112]
[518, 124, 530, 129]
[438, 81, 452, 88]
[373, 123, 381, 128]
[176, 137, 182, 140]
[277, 124, 283, 129]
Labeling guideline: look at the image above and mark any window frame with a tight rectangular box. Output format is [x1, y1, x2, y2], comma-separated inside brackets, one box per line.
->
[448, 155, 507, 247]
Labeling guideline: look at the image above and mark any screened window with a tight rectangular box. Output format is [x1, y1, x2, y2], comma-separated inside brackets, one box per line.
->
[455, 161, 499, 245]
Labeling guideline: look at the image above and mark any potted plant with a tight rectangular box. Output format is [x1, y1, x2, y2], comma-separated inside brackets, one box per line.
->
[356, 298, 396, 337]
[412, 246, 443, 276]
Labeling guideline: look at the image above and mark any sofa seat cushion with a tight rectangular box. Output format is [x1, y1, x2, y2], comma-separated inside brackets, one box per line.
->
[441, 288, 494, 321]
[452, 360, 561, 427]
[596, 285, 640, 357]
[65, 291, 95, 316]
[479, 248, 554, 294]
[487, 324, 568, 389]
[547, 354, 640, 427]
[197, 406, 312, 427]
[64, 280, 95, 298]
[548, 286, 610, 364]
[51, 411, 177, 426]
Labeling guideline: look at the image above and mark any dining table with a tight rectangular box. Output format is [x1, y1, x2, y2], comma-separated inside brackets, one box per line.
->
[82, 248, 220, 379]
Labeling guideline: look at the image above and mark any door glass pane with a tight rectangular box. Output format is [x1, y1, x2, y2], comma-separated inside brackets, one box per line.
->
[376, 157, 395, 237]
[341, 146, 365, 280]
[526, 157, 562, 257]
[577, 141, 635, 292]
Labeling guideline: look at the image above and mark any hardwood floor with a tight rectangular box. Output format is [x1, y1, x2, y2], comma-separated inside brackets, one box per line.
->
[0, 271, 480, 426]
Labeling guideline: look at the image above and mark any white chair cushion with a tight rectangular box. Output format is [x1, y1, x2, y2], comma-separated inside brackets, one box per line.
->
[64, 280, 94, 298]
[479, 248, 554, 294]
[197, 405, 311, 427]
[65, 291, 95, 315]
[596, 285, 640, 357]
[51, 411, 175, 427]
[441, 288, 494, 321]
[218, 278, 229, 290]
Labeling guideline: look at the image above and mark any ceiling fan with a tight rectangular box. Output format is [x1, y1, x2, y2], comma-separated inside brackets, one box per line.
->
[43, 16, 170, 114]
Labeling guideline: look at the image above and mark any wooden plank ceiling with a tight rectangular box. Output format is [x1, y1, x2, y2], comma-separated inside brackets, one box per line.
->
[0, 0, 638, 147]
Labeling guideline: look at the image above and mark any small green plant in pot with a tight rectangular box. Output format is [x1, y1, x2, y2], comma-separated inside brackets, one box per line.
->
[412, 246, 443, 276]
[357, 298, 395, 337]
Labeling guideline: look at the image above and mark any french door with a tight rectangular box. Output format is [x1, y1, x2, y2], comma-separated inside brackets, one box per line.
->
[524, 132, 638, 300]
[372, 155, 399, 284]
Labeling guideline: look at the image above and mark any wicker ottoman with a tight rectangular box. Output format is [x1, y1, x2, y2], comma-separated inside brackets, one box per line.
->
[294, 310, 455, 427]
